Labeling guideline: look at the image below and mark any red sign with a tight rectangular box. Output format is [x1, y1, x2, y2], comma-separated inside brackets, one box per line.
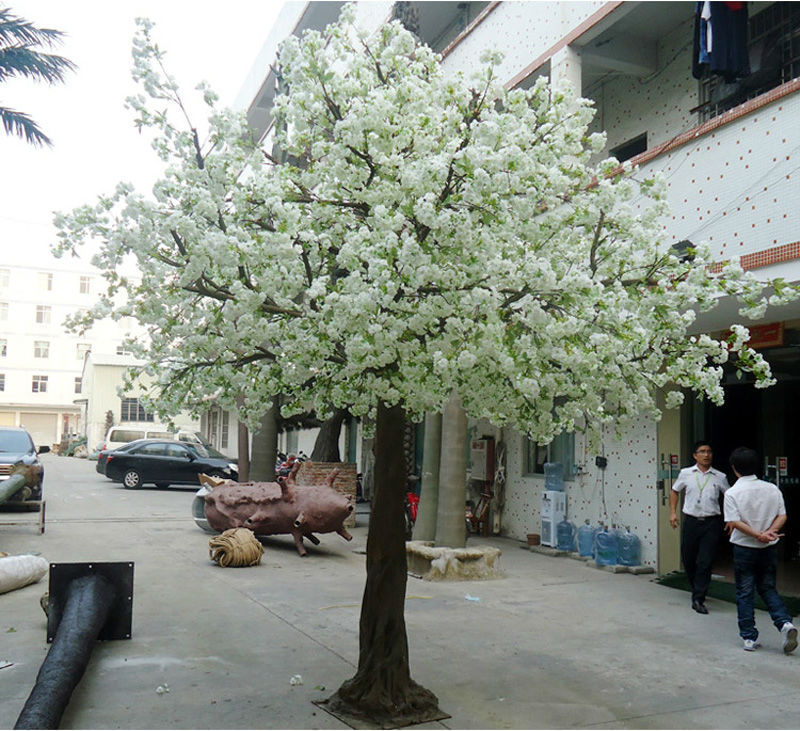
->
[722, 322, 784, 350]
[670, 454, 679, 466]
[779, 457, 788, 477]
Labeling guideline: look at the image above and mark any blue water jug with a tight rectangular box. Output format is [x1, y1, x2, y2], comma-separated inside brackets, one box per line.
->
[556, 519, 576, 551]
[618, 527, 641, 567]
[595, 528, 618, 566]
[577, 520, 594, 556]
[591, 522, 604, 558]
[543, 462, 565, 492]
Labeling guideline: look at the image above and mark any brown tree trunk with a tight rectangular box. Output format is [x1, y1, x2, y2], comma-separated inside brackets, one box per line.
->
[310, 408, 348, 462]
[237, 420, 250, 482]
[325, 402, 441, 726]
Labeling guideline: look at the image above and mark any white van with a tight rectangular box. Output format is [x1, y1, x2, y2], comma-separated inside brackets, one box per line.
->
[103, 425, 207, 452]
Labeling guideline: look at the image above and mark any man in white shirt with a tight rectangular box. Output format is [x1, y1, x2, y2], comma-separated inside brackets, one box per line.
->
[670, 440, 730, 614]
[724, 446, 797, 653]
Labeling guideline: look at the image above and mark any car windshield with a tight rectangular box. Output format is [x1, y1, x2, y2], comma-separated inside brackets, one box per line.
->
[185, 443, 210, 459]
[203, 445, 231, 459]
[0, 430, 34, 453]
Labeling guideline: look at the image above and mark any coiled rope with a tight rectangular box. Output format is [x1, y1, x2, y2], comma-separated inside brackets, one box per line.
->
[208, 528, 263, 567]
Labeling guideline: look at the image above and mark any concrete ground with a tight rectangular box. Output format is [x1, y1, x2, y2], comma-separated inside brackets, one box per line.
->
[1, 453, 799, 730]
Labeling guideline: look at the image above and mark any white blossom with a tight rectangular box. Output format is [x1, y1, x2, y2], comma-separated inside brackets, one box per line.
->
[52, 10, 799, 439]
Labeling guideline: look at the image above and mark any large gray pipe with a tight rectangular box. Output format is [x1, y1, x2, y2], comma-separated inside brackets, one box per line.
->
[15, 574, 117, 729]
[0, 473, 27, 506]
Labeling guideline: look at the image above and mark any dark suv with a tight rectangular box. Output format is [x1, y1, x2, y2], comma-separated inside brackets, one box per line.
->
[0, 426, 50, 501]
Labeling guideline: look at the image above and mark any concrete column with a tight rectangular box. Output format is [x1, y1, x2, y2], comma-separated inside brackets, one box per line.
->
[413, 412, 442, 541]
[435, 393, 467, 548]
[551, 45, 582, 95]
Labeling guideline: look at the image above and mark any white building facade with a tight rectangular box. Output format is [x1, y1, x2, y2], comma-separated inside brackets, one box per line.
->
[81, 352, 200, 451]
[0, 253, 135, 448]
[233, 1, 800, 577]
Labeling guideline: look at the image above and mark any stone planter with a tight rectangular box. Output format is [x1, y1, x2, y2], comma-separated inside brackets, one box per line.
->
[406, 540, 503, 581]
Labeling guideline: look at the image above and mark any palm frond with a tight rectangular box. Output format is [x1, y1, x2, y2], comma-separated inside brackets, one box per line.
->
[0, 47, 75, 83]
[0, 8, 66, 49]
[0, 106, 52, 146]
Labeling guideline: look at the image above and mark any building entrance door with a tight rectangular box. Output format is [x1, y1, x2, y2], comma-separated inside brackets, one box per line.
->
[697, 344, 800, 597]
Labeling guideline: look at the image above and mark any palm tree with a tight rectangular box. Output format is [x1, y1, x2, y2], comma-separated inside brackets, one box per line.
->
[0, 7, 74, 146]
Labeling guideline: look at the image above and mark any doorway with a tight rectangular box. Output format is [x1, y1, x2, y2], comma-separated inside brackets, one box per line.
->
[693, 346, 800, 596]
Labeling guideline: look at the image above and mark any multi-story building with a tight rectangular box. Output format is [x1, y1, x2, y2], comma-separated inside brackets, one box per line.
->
[0, 250, 136, 447]
[230, 1, 800, 581]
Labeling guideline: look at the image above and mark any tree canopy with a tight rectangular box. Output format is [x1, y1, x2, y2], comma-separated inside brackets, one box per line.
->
[55, 6, 793, 444]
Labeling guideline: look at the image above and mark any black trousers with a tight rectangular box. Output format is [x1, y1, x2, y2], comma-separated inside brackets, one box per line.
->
[681, 514, 723, 603]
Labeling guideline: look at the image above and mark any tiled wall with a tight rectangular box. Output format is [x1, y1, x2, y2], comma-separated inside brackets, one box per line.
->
[502, 418, 659, 567]
[632, 91, 800, 261]
[441, 1, 603, 81]
[590, 14, 697, 156]
[442, 1, 799, 267]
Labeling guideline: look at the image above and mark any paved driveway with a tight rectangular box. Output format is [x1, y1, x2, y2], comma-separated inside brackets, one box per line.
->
[1, 454, 798, 729]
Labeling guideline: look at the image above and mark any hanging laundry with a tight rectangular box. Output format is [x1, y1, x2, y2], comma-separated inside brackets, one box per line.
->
[692, 1, 750, 82]
[692, 2, 711, 79]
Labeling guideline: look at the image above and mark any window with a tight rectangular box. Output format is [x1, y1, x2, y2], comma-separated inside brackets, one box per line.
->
[115, 345, 133, 356]
[79, 276, 91, 294]
[32, 375, 48, 393]
[0, 338, 6, 357]
[35, 305, 51, 324]
[209, 410, 218, 445]
[108, 428, 145, 443]
[697, 3, 800, 122]
[524, 432, 575, 480]
[121, 397, 155, 422]
[74, 377, 82, 394]
[611, 133, 647, 163]
[0, 373, 4, 391]
[38, 272, 53, 291]
[221, 411, 229, 449]
[165, 443, 190, 458]
[76, 343, 91, 360]
[33, 340, 49, 358]
[0, 268, 8, 288]
[137, 443, 167, 456]
[0, 302, 7, 321]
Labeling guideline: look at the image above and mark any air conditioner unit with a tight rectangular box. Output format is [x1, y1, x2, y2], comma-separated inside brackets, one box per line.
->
[541, 490, 566, 547]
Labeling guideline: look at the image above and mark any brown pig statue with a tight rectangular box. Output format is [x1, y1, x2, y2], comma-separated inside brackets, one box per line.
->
[201, 461, 354, 556]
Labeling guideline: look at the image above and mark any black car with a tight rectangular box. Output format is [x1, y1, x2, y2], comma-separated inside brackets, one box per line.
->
[0, 426, 50, 501]
[102, 439, 238, 489]
[96, 440, 139, 475]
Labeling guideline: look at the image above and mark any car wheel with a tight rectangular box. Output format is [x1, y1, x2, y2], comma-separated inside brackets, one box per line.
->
[122, 469, 142, 489]
[155, 482, 170, 489]
[206, 470, 225, 479]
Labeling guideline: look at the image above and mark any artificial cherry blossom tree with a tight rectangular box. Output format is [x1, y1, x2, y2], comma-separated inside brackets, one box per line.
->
[55, 7, 796, 725]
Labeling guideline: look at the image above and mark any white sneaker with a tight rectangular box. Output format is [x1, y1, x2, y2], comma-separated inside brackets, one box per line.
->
[743, 638, 761, 651]
[781, 623, 798, 655]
